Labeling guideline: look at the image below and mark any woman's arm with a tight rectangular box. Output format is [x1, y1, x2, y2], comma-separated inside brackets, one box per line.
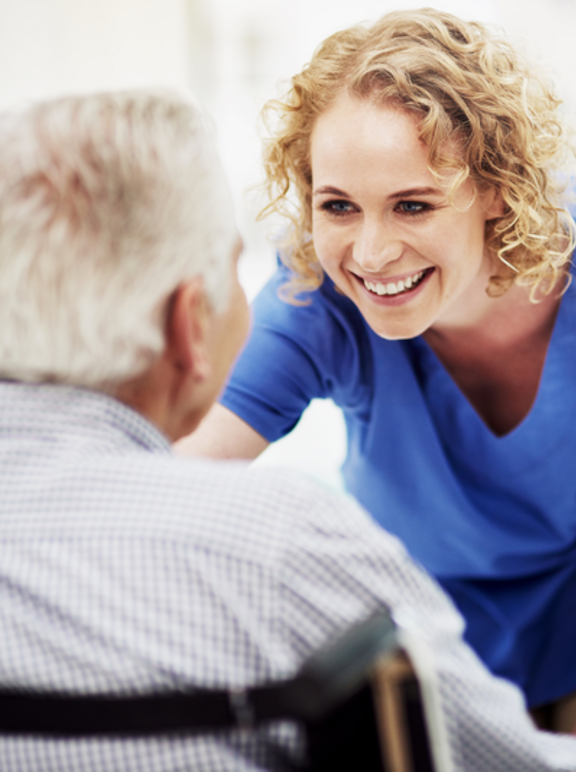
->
[174, 403, 270, 460]
[175, 270, 352, 462]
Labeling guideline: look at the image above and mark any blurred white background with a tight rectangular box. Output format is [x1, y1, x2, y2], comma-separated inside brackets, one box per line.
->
[2, 0, 575, 488]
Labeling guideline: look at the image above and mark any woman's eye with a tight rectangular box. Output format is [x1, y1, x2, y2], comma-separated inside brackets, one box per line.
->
[397, 200, 428, 214]
[321, 200, 354, 216]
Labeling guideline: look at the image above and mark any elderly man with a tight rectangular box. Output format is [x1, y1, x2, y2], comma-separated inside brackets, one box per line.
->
[0, 91, 573, 772]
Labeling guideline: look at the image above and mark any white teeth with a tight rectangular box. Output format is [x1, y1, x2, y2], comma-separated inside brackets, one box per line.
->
[363, 270, 427, 296]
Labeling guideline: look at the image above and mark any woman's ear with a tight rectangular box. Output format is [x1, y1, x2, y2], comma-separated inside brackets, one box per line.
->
[483, 188, 505, 220]
[164, 278, 213, 385]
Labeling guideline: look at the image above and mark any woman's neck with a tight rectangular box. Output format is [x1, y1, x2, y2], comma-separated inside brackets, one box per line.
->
[422, 280, 564, 436]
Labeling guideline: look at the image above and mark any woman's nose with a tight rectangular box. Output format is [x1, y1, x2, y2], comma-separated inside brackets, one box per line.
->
[352, 223, 403, 272]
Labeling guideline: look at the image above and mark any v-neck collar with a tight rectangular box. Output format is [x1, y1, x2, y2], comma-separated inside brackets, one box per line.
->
[406, 278, 576, 473]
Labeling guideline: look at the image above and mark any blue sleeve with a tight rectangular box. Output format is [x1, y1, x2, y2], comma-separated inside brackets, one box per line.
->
[220, 268, 372, 442]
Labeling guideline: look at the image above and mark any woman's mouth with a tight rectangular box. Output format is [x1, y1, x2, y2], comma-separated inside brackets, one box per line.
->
[362, 267, 433, 297]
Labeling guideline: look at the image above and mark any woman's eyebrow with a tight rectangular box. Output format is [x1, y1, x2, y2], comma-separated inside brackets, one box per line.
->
[313, 185, 349, 197]
[388, 186, 442, 200]
[313, 185, 443, 198]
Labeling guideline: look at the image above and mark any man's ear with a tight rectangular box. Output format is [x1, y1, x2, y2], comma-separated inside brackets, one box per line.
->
[164, 278, 213, 384]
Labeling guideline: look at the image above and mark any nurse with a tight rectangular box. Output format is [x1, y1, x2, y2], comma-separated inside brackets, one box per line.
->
[179, 9, 576, 727]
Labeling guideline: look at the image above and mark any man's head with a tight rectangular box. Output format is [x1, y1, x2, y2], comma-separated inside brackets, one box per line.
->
[0, 91, 248, 439]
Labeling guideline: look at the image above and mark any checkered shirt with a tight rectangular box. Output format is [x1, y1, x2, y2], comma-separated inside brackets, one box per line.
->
[0, 381, 574, 771]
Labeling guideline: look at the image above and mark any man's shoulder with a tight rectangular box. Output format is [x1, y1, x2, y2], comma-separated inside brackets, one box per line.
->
[0, 383, 364, 557]
[151, 457, 377, 557]
[143, 455, 348, 529]
[130, 452, 332, 504]
[65, 453, 356, 558]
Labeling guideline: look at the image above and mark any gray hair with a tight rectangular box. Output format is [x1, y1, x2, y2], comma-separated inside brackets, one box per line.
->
[0, 91, 237, 388]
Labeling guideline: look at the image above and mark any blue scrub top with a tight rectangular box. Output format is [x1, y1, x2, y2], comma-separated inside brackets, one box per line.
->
[221, 266, 576, 707]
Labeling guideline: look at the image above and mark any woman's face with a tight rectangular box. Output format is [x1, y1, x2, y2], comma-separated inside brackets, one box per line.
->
[310, 94, 502, 340]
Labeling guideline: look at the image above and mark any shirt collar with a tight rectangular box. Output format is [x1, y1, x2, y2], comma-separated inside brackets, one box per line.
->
[0, 381, 171, 455]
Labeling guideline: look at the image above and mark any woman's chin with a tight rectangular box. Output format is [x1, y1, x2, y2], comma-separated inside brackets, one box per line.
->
[365, 316, 432, 341]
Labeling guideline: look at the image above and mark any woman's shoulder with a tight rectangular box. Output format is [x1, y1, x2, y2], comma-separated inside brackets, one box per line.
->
[252, 264, 370, 347]
[235, 264, 376, 412]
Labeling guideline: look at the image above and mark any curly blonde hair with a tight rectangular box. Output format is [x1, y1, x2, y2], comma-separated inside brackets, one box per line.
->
[260, 8, 576, 301]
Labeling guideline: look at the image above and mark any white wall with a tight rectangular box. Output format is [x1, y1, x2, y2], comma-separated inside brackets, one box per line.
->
[0, 0, 191, 107]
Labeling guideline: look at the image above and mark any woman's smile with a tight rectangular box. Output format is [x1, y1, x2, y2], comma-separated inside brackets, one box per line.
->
[356, 266, 435, 303]
[363, 267, 430, 296]
[310, 94, 503, 340]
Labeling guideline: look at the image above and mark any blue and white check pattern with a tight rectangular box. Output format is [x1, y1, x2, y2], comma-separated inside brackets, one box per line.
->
[0, 381, 575, 771]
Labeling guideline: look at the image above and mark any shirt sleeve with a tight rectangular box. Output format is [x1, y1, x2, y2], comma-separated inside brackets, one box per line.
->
[220, 268, 372, 442]
[272, 472, 576, 772]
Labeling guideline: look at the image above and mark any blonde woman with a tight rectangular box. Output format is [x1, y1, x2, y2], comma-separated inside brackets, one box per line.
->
[179, 9, 576, 729]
